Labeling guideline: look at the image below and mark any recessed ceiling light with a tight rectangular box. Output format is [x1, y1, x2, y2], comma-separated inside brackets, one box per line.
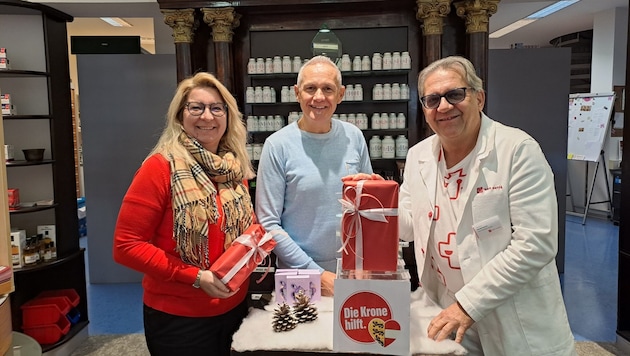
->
[100, 17, 133, 27]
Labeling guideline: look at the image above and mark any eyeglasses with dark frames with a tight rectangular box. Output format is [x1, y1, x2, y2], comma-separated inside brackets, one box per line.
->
[185, 102, 228, 117]
[420, 87, 471, 110]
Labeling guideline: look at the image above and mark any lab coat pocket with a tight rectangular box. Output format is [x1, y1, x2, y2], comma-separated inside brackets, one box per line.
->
[471, 189, 508, 226]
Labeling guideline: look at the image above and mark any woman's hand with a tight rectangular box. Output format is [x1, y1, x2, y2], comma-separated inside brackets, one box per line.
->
[199, 270, 238, 299]
[341, 173, 385, 181]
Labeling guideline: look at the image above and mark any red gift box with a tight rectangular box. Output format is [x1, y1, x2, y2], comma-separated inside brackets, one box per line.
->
[340, 180, 399, 272]
[210, 224, 276, 292]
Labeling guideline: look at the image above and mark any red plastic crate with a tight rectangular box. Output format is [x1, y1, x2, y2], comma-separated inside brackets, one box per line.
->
[22, 314, 70, 344]
[36, 288, 80, 307]
[21, 296, 72, 327]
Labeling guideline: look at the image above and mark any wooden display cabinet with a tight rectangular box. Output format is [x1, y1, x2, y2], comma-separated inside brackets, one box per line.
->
[0, 0, 88, 353]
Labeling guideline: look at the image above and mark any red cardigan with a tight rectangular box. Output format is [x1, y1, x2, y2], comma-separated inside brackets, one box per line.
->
[113, 154, 248, 317]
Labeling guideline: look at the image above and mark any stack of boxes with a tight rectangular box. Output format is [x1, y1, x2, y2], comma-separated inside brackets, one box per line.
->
[0, 47, 9, 70]
[20, 289, 80, 345]
[1, 48, 17, 116]
[77, 197, 87, 237]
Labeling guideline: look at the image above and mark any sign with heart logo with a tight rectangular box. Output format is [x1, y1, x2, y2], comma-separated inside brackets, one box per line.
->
[333, 278, 410, 355]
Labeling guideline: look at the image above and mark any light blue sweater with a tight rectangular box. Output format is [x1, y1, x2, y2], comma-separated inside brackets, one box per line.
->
[255, 119, 373, 272]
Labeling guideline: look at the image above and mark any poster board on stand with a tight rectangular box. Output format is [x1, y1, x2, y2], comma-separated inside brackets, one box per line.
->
[567, 92, 615, 162]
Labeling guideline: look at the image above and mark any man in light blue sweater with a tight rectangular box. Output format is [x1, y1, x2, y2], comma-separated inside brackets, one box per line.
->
[255, 56, 374, 296]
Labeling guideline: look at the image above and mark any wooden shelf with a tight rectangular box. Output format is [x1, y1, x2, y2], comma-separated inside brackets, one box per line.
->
[5, 159, 54, 166]
[8, 204, 57, 215]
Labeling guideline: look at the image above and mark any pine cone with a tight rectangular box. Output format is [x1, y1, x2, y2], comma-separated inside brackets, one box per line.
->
[292, 289, 318, 323]
[272, 303, 297, 332]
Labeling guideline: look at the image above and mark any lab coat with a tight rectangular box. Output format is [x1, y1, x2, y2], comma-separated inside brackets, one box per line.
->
[399, 114, 577, 355]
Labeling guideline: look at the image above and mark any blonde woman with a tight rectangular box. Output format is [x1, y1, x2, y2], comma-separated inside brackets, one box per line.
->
[113, 72, 255, 356]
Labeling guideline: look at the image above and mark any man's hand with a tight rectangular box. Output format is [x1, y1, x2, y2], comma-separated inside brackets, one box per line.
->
[427, 302, 474, 343]
[321, 270, 336, 296]
[341, 173, 384, 181]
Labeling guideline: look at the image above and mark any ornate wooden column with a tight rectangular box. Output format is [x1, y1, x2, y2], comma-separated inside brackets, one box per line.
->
[454, 0, 499, 90]
[416, 0, 452, 68]
[202, 7, 240, 91]
[162, 9, 197, 83]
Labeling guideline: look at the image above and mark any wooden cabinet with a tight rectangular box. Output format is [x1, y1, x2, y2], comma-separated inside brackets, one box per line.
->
[0, 0, 88, 352]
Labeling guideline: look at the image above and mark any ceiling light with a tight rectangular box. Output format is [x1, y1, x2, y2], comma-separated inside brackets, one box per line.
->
[100, 17, 133, 27]
[527, 0, 580, 19]
[489, 0, 580, 38]
[489, 18, 536, 38]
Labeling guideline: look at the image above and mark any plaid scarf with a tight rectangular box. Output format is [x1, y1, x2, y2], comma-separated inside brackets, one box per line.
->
[170, 132, 253, 268]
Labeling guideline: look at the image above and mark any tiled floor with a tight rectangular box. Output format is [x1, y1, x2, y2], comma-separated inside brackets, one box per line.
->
[81, 214, 620, 342]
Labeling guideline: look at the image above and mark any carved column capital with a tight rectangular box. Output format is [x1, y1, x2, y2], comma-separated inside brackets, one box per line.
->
[202, 7, 241, 43]
[454, 0, 500, 34]
[416, 0, 452, 36]
[162, 9, 198, 43]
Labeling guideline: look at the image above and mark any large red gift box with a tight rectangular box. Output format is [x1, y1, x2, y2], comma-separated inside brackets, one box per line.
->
[210, 224, 276, 292]
[340, 180, 399, 272]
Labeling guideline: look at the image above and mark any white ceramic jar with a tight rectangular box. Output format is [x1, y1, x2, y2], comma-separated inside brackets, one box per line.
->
[396, 113, 406, 129]
[381, 135, 396, 159]
[372, 53, 382, 70]
[246, 115, 259, 132]
[254, 86, 263, 103]
[371, 113, 381, 129]
[401, 51, 411, 69]
[247, 58, 256, 74]
[273, 115, 284, 131]
[273, 56, 282, 73]
[345, 84, 354, 101]
[392, 52, 401, 70]
[292, 56, 302, 73]
[361, 56, 371, 71]
[281, 86, 290, 103]
[262, 86, 272, 103]
[382, 52, 392, 70]
[354, 84, 363, 101]
[245, 87, 255, 103]
[352, 55, 362, 71]
[265, 58, 273, 74]
[341, 54, 352, 72]
[369, 135, 382, 159]
[400, 83, 410, 100]
[395, 135, 408, 158]
[391, 83, 401, 100]
[282, 56, 292, 73]
[373, 84, 383, 101]
[380, 112, 389, 129]
[383, 83, 392, 100]
[255, 58, 265, 74]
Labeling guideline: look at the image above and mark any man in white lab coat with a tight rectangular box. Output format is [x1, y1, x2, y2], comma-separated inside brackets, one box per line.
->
[399, 56, 577, 355]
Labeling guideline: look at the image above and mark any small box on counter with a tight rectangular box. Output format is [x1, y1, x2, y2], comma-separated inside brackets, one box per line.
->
[0, 58, 9, 70]
[340, 180, 399, 272]
[274, 268, 321, 304]
[0, 94, 11, 104]
[1, 103, 15, 115]
[7, 189, 19, 210]
[10, 229, 26, 268]
[210, 224, 276, 292]
[0, 48, 6, 58]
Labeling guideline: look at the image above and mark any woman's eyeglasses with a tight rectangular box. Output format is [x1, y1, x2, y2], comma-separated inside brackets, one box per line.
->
[185, 102, 228, 117]
[420, 87, 471, 109]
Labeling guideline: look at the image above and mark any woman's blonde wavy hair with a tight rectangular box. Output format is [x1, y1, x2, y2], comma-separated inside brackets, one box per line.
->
[147, 72, 254, 179]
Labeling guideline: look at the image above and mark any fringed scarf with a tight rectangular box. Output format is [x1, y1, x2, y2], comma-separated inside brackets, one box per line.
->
[170, 131, 254, 269]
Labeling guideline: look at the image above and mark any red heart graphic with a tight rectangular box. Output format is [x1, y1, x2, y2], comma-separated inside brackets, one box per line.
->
[384, 319, 401, 347]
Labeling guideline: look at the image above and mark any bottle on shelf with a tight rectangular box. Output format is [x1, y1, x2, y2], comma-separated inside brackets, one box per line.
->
[341, 54, 352, 72]
[254, 86, 263, 103]
[265, 57, 273, 74]
[258, 115, 267, 131]
[352, 55, 362, 71]
[388, 113, 397, 129]
[345, 84, 354, 101]
[281, 86, 290, 103]
[396, 113, 406, 129]
[247, 115, 259, 132]
[380, 112, 389, 129]
[266, 115, 275, 132]
[391, 83, 401, 100]
[262, 86, 272, 103]
[395, 135, 409, 158]
[274, 115, 284, 131]
[246, 87, 255, 103]
[361, 56, 371, 71]
[392, 52, 401, 70]
[373, 84, 383, 101]
[273, 56, 282, 73]
[372, 52, 382, 70]
[369, 135, 382, 159]
[292, 56, 302, 73]
[383, 83, 392, 100]
[256, 58, 265, 74]
[401, 51, 411, 69]
[382, 135, 396, 159]
[382, 52, 392, 70]
[400, 83, 410, 100]
[371, 113, 381, 129]
[282, 55, 292, 73]
[247, 58, 256, 74]
[347, 113, 356, 126]
[355, 84, 363, 101]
